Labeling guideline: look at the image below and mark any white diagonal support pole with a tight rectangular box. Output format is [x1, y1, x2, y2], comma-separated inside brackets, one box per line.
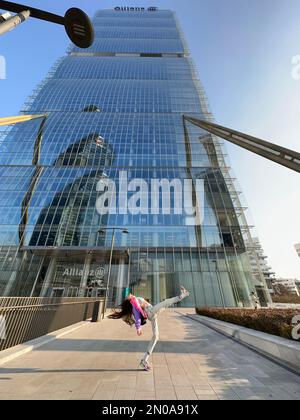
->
[0, 114, 46, 126]
[184, 115, 300, 173]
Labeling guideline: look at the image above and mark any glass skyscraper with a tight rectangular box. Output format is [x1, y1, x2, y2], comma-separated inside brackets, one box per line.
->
[0, 8, 271, 307]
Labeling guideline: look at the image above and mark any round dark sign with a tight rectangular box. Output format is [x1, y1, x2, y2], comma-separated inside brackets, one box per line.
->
[64, 8, 94, 49]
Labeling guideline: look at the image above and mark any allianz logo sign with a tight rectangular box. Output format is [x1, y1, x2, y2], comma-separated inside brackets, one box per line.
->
[62, 266, 105, 279]
[114, 7, 158, 12]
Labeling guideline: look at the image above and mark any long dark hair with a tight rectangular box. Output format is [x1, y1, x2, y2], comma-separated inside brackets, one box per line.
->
[108, 299, 135, 326]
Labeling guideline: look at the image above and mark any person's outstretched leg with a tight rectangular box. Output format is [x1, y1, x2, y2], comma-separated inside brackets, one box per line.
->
[140, 286, 189, 371]
[151, 285, 190, 317]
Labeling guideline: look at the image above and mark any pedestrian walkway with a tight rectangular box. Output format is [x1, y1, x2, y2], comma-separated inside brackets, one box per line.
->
[0, 309, 299, 400]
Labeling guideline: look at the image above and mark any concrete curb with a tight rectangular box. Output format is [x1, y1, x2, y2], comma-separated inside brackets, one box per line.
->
[0, 321, 89, 366]
[188, 314, 300, 375]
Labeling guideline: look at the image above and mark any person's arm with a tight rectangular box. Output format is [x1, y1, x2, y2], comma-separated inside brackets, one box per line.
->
[132, 305, 142, 335]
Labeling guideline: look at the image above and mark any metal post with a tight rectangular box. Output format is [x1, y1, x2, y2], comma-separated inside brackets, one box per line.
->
[0, 9, 30, 35]
[0, 2, 94, 48]
[183, 115, 300, 173]
[103, 228, 115, 318]
[0, 1, 64, 24]
[98, 227, 129, 318]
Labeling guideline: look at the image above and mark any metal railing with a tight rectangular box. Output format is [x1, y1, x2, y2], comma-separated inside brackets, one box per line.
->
[0, 297, 105, 351]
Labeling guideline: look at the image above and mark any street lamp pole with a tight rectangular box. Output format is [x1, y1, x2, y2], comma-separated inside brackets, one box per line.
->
[0, 9, 29, 35]
[98, 227, 129, 318]
[105, 228, 116, 318]
[0, 1, 94, 48]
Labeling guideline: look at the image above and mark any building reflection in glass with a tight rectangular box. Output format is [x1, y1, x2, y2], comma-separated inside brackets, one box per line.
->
[0, 9, 271, 307]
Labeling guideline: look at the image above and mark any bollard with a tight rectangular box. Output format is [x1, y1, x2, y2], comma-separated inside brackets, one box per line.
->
[91, 300, 102, 322]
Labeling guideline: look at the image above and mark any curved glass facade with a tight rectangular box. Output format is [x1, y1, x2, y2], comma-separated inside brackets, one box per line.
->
[0, 9, 271, 306]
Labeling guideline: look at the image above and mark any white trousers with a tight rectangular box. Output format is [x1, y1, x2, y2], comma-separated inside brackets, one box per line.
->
[142, 296, 182, 363]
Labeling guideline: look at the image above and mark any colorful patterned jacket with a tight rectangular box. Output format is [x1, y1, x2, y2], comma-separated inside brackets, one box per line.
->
[130, 296, 148, 330]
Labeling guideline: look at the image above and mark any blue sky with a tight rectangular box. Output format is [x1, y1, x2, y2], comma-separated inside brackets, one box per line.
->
[0, 0, 299, 278]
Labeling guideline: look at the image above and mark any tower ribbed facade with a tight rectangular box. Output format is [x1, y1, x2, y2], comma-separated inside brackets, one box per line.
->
[0, 9, 271, 307]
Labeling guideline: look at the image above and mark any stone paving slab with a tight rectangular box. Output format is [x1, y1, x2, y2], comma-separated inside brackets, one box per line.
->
[0, 309, 299, 400]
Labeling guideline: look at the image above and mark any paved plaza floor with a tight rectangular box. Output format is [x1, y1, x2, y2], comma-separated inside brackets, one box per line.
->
[0, 309, 299, 400]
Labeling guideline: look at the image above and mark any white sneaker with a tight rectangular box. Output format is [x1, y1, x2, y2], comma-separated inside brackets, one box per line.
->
[140, 359, 151, 371]
[179, 285, 190, 300]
